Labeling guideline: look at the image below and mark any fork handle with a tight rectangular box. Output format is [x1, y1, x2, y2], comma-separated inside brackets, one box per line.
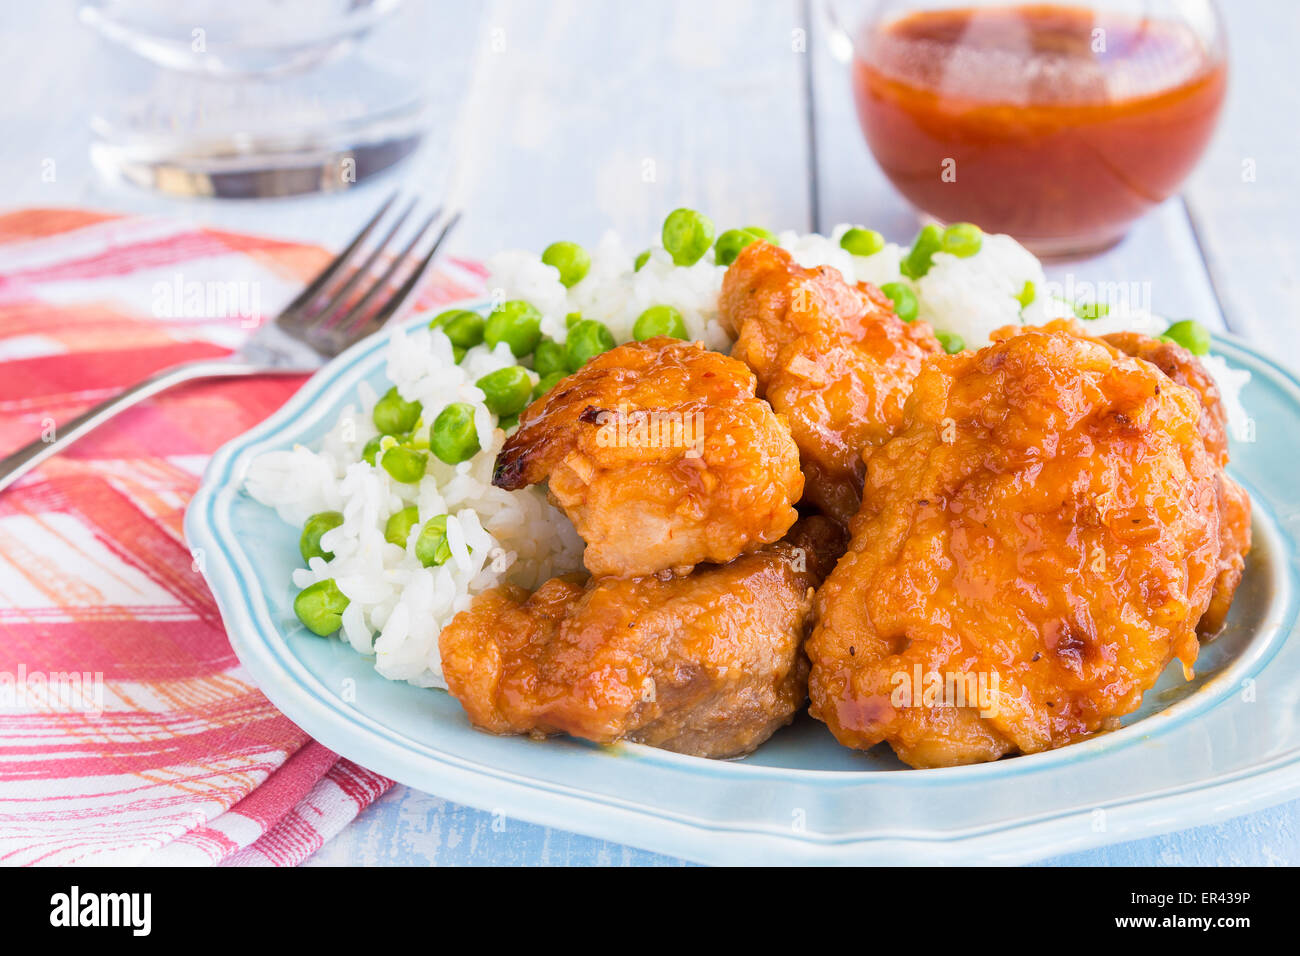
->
[0, 359, 303, 494]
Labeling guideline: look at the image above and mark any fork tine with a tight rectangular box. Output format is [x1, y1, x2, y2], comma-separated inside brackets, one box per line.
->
[344, 211, 462, 342]
[275, 190, 398, 328]
[307, 197, 419, 332]
[328, 206, 443, 336]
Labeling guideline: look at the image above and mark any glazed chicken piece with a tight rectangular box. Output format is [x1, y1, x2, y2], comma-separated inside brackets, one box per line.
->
[440, 517, 846, 758]
[994, 320, 1252, 638]
[718, 241, 903, 380]
[1101, 331, 1251, 636]
[807, 330, 1227, 768]
[493, 337, 803, 577]
[1100, 331, 1231, 460]
[719, 241, 942, 523]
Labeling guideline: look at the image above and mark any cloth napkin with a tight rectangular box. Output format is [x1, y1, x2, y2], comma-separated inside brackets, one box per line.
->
[0, 207, 486, 865]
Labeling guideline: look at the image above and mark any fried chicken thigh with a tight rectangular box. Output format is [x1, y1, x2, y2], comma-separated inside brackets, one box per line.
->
[1100, 331, 1251, 636]
[719, 241, 942, 523]
[995, 320, 1252, 638]
[493, 337, 803, 577]
[440, 517, 846, 758]
[807, 330, 1227, 768]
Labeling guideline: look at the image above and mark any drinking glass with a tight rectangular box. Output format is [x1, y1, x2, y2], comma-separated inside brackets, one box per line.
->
[80, 0, 433, 198]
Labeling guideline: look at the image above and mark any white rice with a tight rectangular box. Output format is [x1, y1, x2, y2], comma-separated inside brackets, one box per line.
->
[487, 232, 732, 351]
[245, 221, 1252, 689]
[915, 233, 1053, 343]
[245, 326, 583, 688]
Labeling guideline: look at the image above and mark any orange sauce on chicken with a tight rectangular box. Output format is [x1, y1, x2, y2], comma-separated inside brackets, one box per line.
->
[852, 4, 1226, 252]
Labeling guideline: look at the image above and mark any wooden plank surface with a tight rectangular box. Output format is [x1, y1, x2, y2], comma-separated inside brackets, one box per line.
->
[1183, 1, 1300, 343]
[440, 0, 814, 254]
[1, 0, 1296, 867]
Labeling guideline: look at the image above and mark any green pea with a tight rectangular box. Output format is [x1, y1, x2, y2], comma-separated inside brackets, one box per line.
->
[299, 511, 344, 563]
[565, 311, 583, 328]
[498, 413, 520, 431]
[1163, 319, 1211, 356]
[429, 308, 474, 332]
[565, 318, 615, 370]
[294, 578, 350, 636]
[1016, 280, 1036, 309]
[414, 515, 453, 568]
[840, 227, 886, 257]
[662, 208, 715, 267]
[384, 505, 420, 548]
[366, 432, 414, 466]
[534, 371, 566, 401]
[714, 229, 761, 266]
[879, 282, 918, 323]
[633, 250, 651, 272]
[936, 331, 966, 354]
[900, 224, 943, 279]
[1074, 301, 1110, 321]
[380, 445, 427, 483]
[744, 226, 776, 242]
[476, 366, 534, 417]
[440, 310, 486, 349]
[485, 300, 542, 357]
[373, 386, 422, 436]
[633, 305, 687, 341]
[430, 402, 481, 464]
[940, 222, 983, 258]
[453, 345, 467, 364]
[541, 241, 591, 287]
[534, 337, 568, 377]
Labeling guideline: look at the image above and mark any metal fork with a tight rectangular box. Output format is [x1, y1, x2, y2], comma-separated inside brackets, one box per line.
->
[0, 194, 460, 494]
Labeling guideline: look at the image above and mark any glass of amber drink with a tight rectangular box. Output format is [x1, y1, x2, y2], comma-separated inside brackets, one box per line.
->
[839, 1, 1227, 258]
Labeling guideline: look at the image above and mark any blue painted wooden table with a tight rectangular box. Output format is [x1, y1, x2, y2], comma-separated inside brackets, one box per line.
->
[5, 0, 1297, 865]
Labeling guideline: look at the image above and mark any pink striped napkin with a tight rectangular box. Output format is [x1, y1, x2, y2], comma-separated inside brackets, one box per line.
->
[0, 208, 485, 865]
